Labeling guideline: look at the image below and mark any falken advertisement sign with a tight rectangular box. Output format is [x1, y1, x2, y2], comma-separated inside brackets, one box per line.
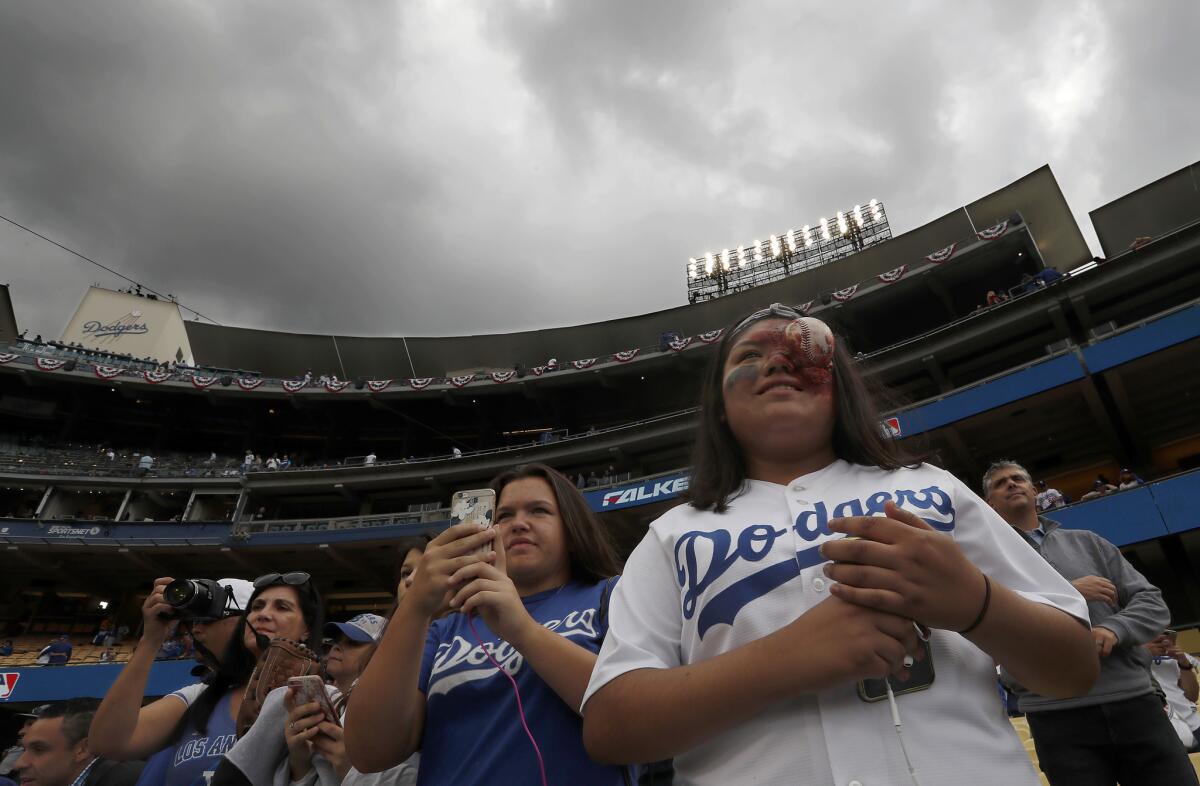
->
[584, 472, 690, 512]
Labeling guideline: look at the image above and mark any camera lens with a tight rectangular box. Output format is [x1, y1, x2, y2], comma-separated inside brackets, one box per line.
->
[164, 579, 198, 607]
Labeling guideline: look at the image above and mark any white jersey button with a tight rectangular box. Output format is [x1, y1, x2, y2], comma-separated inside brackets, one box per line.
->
[812, 577, 827, 592]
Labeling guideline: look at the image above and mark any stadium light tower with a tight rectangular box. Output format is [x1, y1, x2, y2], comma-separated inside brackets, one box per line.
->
[684, 199, 893, 303]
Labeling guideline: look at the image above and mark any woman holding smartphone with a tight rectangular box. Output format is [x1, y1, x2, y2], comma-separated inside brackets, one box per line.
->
[580, 304, 1099, 786]
[346, 463, 629, 786]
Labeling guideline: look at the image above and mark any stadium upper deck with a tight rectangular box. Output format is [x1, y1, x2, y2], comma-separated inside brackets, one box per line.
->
[1, 161, 1198, 633]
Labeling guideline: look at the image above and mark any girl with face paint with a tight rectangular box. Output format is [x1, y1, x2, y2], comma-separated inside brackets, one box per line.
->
[580, 304, 1098, 786]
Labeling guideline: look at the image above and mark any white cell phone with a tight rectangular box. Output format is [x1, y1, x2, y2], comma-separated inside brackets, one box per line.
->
[450, 488, 497, 556]
[287, 675, 341, 727]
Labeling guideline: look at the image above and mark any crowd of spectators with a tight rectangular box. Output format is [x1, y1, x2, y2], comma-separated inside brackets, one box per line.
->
[970, 265, 1064, 315]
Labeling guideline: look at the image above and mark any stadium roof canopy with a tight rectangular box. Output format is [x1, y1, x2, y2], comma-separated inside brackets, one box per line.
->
[177, 165, 1089, 379]
[1090, 159, 1200, 258]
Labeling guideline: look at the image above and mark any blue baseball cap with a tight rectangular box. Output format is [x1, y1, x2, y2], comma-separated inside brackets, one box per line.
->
[323, 613, 386, 644]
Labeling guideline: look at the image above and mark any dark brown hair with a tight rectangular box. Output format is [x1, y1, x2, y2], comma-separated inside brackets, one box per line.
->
[686, 310, 916, 512]
[489, 463, 622, 583]
[393, 535, 431, 587]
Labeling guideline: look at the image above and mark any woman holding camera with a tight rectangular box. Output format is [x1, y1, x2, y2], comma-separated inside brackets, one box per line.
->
[345, 463, 629, 786]
[91, 573, 320, 786]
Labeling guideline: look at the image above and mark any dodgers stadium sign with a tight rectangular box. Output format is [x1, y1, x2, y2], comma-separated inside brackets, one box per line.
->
[585, 472, 690, 512]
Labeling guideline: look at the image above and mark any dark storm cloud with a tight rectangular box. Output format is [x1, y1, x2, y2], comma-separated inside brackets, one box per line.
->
[1, 0, 1198, 345]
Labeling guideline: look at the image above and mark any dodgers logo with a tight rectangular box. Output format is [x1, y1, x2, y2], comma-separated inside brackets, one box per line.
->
[676, 485, 956, 639]
[428, 609, 599, 697]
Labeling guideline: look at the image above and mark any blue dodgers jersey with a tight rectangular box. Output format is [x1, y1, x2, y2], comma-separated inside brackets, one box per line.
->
[417, 579, 625, 786]
[134, 688, 236, 786]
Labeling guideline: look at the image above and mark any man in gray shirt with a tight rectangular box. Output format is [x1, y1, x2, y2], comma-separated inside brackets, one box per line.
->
[983, 460, 1196, 786]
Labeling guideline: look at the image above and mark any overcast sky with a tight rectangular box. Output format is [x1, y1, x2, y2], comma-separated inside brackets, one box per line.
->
[1, 0, 1197, 341]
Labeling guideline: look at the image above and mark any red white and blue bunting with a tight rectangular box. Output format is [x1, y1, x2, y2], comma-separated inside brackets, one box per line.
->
[877, 265, 907, 284]
[488, 371, 516, 384]
[667, 336, 693, 352]
[831, 285, 859, 303]
[366, 379, 393, 392]
[925, 243, 957, 264]
[612, 349, 639, 363]
[571, 358, 597, 370]
[325, 380, 351, 392]
[192, 375, 220, 389]
[0, 353, 20, 364]
[281, 379, 308, 393]
[143, 370, 172, 384]
[93, 365, 123, 380]
[698, 330, 723, 344]
[449, 375, 475, 388]
[35, 358, 67, 371]
[527, 366, 547, 377]
[407, 378, 434, 390]
[976, 221, 1008, 241]
[235, 377, 264, 391]
[797, 301, 814, 314]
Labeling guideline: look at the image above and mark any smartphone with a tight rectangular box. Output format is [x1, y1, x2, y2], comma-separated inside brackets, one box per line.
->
[857, 638, 935, 703]
[450, 488, 497, 557]
[287, 675, 341, 727]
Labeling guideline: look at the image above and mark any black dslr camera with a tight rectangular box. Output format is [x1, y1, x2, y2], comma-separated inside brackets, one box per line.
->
[162, 579, 232, 620]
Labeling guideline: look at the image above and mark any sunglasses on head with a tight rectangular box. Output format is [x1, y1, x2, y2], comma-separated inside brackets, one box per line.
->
[253, 571, 311, 589]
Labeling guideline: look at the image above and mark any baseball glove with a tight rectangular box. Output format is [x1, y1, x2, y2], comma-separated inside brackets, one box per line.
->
[236, 637, 321, 737]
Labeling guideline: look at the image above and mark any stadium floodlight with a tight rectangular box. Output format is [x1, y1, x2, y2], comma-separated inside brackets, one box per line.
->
[685, 199, 891, 302]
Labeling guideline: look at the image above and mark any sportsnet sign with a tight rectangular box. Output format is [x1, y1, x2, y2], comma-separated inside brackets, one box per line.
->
[586, 472, 690, 512]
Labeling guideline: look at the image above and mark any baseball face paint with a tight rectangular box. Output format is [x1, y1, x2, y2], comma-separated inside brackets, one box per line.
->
[723, 318, 836, 396]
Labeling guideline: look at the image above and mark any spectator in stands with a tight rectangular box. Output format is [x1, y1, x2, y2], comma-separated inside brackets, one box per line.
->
[586, 470, 600, 487]
[983, 460, 1196, 785]
[92, 621, 112, 647]
[136, 453, 154, 477]
[346, 462, 628, 784]
[38, 635, 72, 666]
[1036, 266, 1063, 284]
[0, 707, 38, 778]
[1118, 467, 1144, 489]
[395, 536, 429, 601]
[1081, 476, 1119, 501]
[266, 455, 279, 471]
[99, 647, 116, 664]
[0, 638, 12, 656]
[279, 455, 291, 470]
[364, 451, 377, 467]
[13, 699, 144, 786]
[581, 307, 1094, 785]
[1035, 479, 1066, 512]
[450, 447, 462, 460]
[1147, 629, 1200, 751]
[985, 289, 1008, 307]
[91, 577, 259, 785]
